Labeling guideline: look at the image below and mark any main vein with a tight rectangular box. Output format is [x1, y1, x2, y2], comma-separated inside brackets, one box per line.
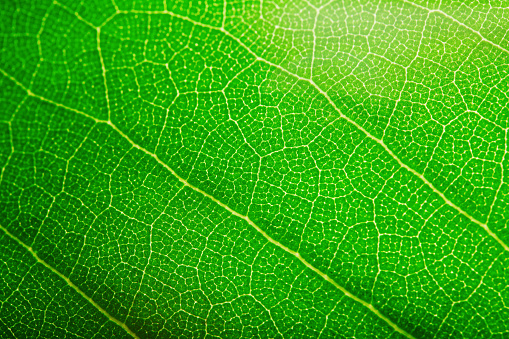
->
[0, 67, 416, 339]
[0, 224, 140, 339]
[156, 10, 509, 252]
[106, 121, 419, 339]
[53, 0, 509, 253]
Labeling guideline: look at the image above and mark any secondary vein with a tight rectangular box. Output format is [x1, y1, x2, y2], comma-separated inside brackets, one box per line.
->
[0, 67, 417, 339]
[106, 120, 419, 339]
[52, 0, 509, 252]
[0, 224, 140, 339]
[153, 10, 509, 252]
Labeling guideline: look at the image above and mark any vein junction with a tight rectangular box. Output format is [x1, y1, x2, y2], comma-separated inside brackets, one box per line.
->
[0, 68, 418, 338]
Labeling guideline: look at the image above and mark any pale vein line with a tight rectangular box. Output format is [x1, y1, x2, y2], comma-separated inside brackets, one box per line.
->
[0, 224, 140, 339]
[0, 67, 417, 339]
[97, 27, 112, 121]
[107, 121, 418, 339]
[53, 0, 509, 251]
[403, 0, 509, 55]
[52, 0, 509, 252]
[150, 10, 509, 252]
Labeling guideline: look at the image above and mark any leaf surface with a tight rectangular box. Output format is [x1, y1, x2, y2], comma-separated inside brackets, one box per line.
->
[1, 0, 509, 338]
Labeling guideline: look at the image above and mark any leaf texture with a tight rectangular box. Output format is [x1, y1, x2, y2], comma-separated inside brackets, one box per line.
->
[1, 0, 509, 338]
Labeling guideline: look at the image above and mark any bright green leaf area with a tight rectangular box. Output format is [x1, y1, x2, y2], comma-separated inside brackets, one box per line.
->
[1, 0, 509, 338]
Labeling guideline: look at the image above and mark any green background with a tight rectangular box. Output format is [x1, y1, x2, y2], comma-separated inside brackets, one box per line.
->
[1, 0, 509, 338]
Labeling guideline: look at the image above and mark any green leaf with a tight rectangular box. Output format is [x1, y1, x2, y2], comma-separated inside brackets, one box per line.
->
[1, 0, 508, 338]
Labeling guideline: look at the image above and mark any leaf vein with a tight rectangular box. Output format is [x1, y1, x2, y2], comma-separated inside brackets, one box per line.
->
[0, 224, 140, 339]
[0, 67, 417, 339]
[151, 10, 509, 252]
